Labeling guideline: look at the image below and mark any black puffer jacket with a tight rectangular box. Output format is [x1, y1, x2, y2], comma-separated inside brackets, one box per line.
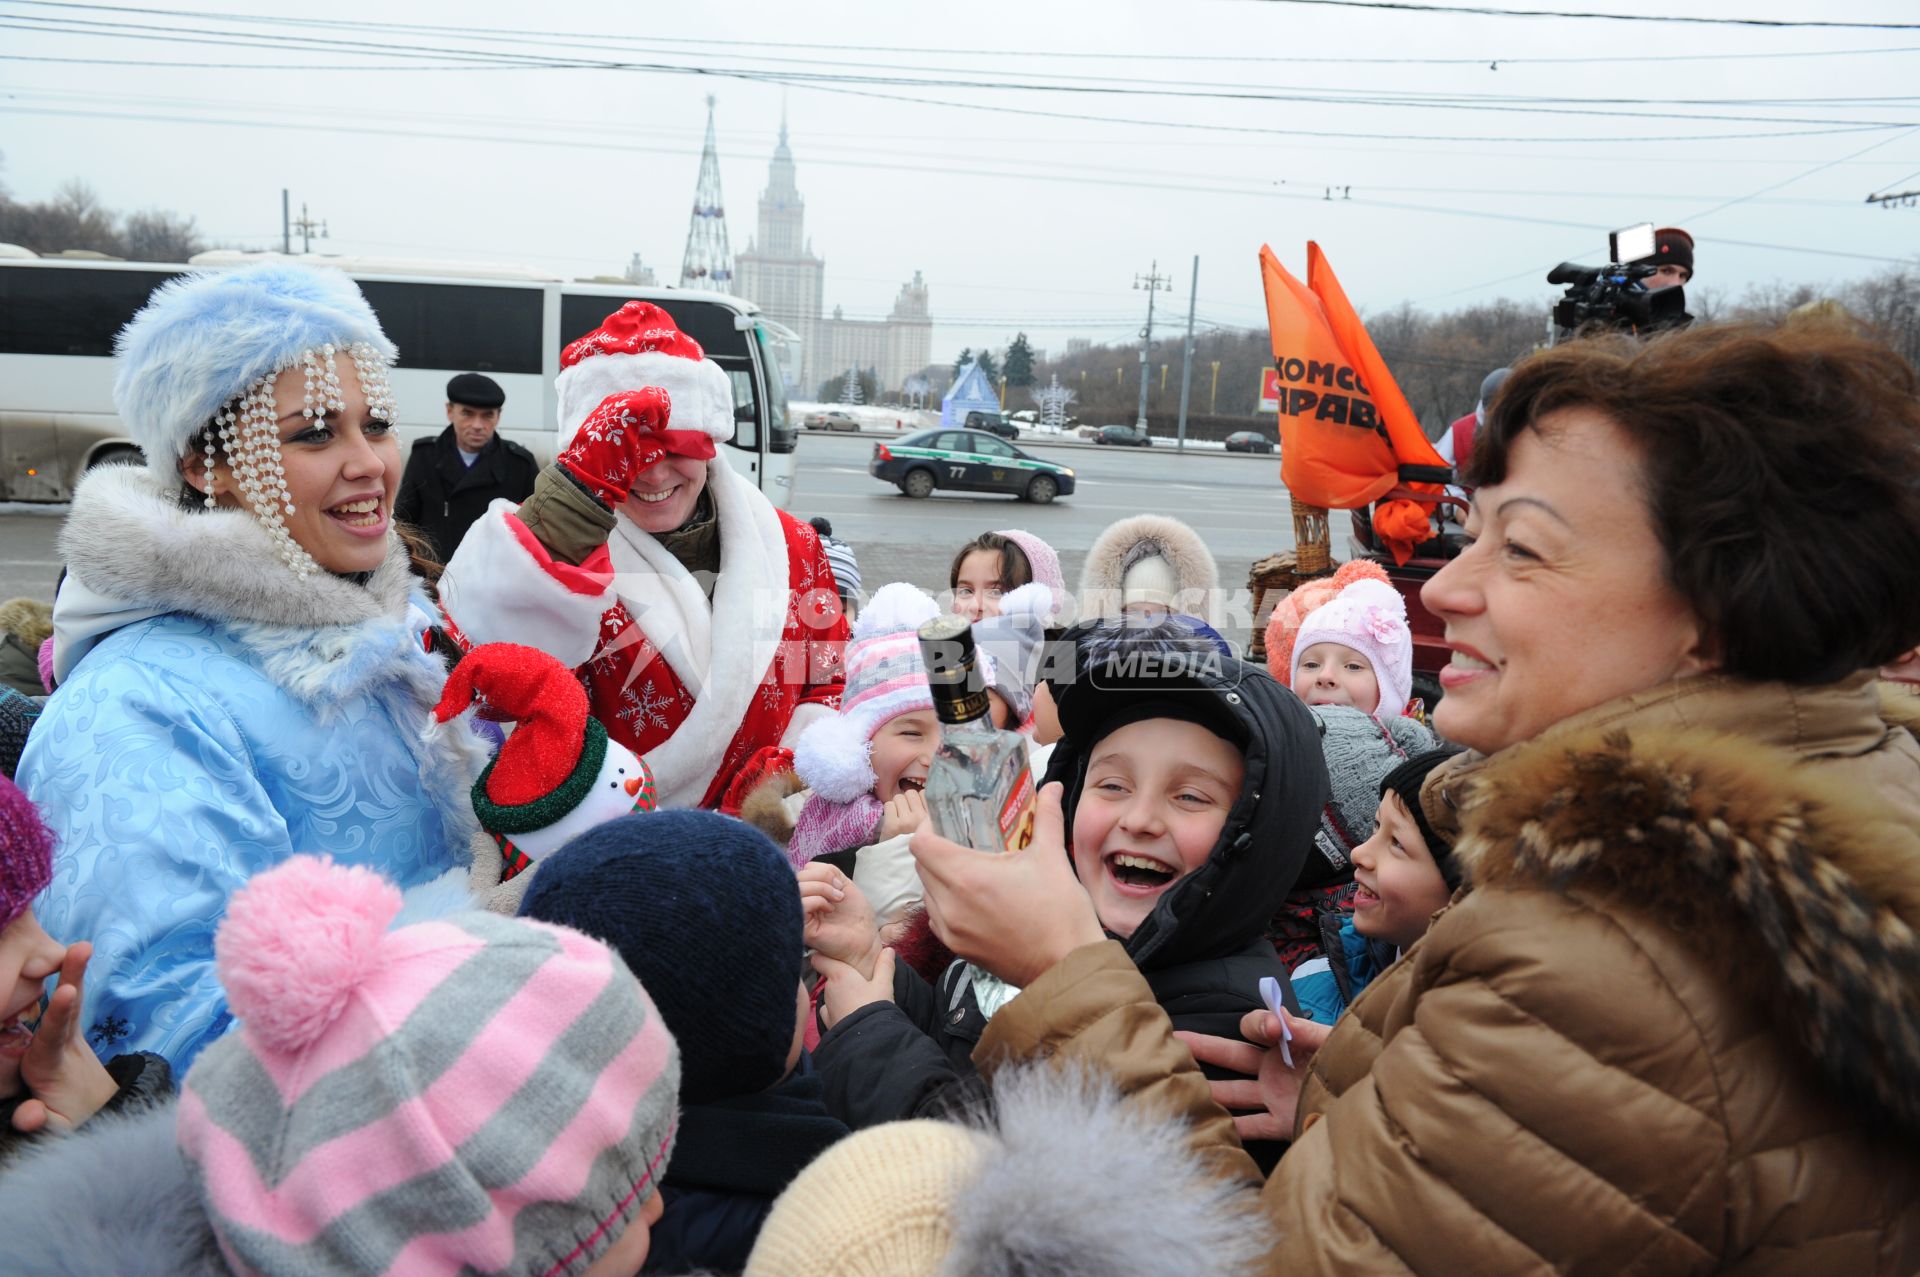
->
[816, 641, 1327, 1169]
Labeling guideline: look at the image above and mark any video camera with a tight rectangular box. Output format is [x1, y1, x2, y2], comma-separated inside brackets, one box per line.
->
[1548, 222, 1687, 339]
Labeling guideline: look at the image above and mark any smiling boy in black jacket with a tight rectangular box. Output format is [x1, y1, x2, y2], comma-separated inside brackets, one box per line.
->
[805, 618, 1327, 1170]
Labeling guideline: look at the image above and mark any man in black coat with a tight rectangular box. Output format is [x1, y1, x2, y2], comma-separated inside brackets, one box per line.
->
[394, 372, 539, 563]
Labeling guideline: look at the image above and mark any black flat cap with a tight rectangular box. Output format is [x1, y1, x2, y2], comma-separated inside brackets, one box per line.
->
[446, 372, 505, 408]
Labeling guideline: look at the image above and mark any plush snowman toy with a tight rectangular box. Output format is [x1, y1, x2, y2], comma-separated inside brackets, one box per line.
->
[434, 643, 657, 900]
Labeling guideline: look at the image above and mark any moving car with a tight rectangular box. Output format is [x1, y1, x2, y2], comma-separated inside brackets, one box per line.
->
[804, 409, 861, 432]
[964, 410, 1020, 440]
[1093, 424, 1153, 447]
[1224, 430, 1276, 454]
[869, 428, 1076, 504]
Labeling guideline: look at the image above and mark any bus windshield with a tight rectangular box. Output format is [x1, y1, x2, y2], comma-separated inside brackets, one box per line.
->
[755, 321, 798, 453]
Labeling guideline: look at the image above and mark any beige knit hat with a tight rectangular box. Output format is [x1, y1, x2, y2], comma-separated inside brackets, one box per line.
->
[744, 1064, 1272, 1277]
[744, 1120, 987, 1277]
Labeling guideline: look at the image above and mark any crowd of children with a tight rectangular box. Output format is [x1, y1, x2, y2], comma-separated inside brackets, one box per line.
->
[0, 258, 1616, 1277]
[0, 483, 1465, 1272]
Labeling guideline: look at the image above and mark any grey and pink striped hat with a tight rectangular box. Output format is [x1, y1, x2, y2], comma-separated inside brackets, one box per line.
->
[177, 855, 680, 1277]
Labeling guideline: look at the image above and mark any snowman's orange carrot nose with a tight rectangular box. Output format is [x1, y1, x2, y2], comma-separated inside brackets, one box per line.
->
[623, 775, 645, 797]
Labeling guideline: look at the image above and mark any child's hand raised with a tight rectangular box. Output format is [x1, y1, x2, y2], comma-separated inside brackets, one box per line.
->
[876, 789, 928, 842]
[12, 942, 119, 1135]
[796, 863, 883, 978]
[909, 782, 1106, 989]
[814, 947, 897, 1030]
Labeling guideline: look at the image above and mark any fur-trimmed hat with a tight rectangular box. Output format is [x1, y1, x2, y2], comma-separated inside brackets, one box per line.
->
[178, 855, 680, 1277]
[556, 301, 734, 451]
[743, 1064, 1270, 1277]
[1261, 558, 1389, 686]
[112, 263, 396, 467]
[1290, 577, 1413, 720]
[1079, 515, 1220, 623]
[793, 582, 944, 804]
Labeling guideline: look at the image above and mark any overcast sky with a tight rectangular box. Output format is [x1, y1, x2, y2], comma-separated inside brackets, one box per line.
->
[3, 0, 1917, 361]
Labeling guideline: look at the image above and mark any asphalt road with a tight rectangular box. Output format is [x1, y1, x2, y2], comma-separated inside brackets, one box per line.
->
[786, 432, 1297, 646]
[0, 435, 1298, 649]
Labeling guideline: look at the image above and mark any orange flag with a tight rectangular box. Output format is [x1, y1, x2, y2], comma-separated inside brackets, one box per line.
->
[1259, 242, 1449, 563]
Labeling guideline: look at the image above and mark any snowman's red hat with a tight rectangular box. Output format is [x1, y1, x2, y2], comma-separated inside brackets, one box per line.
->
[435, 644, 656, 880]
[555, 301, 734, 452]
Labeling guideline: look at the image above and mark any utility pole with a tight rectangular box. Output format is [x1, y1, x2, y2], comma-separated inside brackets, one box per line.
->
[291, 203, 328, 254]
[1133, 261, 1172, 431]
[1176, 255, 1199, 453]
[281, 189, 291, 255]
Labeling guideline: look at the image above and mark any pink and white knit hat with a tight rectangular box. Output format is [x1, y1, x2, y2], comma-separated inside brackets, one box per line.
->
[795, 582, 985, 804]
[992, 529, 1066, 617]
[177, 855, 680, 1277]
[1289, 577, 1414, 720]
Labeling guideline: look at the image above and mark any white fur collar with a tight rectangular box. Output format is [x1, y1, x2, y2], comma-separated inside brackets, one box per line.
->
[54, 463, 415, 678]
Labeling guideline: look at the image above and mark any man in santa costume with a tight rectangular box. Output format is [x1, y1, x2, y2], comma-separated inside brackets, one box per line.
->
[439, 301, 848, 810]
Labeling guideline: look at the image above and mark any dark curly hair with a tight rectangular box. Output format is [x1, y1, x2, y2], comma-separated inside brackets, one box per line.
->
[1468, 321, 1920, 684]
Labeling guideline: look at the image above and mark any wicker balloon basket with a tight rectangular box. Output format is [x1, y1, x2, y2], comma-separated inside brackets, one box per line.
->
[1245, 495, 1337, 666]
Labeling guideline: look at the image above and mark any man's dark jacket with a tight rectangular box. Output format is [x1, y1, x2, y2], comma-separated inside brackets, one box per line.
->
[394, 426, 538, 562]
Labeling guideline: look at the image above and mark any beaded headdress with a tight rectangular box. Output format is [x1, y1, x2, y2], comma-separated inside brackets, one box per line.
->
[111, 263, 401, 579]
[201, 343, 397, 578]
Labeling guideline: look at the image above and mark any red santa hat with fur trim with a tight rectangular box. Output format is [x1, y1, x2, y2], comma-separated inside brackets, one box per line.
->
[555, 301, 735, 450]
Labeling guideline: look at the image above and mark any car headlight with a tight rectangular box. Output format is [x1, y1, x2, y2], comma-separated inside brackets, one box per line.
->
[1060, 468, 1075, 477]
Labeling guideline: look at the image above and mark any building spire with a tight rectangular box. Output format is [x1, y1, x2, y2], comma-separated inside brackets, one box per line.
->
[679, 94, 735, 290]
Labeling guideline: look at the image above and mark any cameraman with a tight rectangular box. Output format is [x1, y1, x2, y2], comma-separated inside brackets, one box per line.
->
[1645, 226, 1695, 328]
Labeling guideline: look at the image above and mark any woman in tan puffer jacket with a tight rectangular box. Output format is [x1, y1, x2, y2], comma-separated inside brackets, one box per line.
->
[915, 320, 1920, 1275]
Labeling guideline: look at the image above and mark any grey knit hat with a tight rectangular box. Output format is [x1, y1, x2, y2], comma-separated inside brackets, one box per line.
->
[1297, 704, 1438, 890]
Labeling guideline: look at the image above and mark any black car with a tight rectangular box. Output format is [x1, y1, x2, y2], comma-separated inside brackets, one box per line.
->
[869, 428, 1076, 504]
[964, 411, 1020, 440]
[1093, 424, 1153, 447]
[1224, 430, 1276, 453]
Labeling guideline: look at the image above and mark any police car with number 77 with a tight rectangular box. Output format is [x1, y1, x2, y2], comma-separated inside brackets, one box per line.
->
[869, 427, 1077, 504]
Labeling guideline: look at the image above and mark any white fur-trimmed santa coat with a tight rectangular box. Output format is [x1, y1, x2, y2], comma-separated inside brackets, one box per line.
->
[439, 455, 848, 810]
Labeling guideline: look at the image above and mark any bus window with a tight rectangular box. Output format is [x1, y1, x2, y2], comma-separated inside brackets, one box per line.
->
[357, 281, 542, 375]
[0, 266, 179, 356]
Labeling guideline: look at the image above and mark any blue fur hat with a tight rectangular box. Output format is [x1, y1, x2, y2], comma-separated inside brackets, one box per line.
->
[112, 263, 397, 466]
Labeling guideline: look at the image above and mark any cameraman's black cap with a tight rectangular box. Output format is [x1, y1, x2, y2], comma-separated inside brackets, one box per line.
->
[446, 373, 505, 409]
[1654, 228, 1694, 276]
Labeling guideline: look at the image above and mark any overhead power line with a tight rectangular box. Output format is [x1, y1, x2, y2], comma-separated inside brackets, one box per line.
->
[1239, 0, 1920, 28]
[9, 0, 1920, 65]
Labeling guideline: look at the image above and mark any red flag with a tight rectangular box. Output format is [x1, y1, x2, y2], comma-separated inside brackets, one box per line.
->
[1260, 242, 1448, 563]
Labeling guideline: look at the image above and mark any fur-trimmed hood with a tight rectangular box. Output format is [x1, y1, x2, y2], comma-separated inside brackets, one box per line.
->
[52, 462, 420, 685]
[1444, 672, 1920, 1138]
[1077, 514, 1220, 623]
[0, 1102, 226, 1276]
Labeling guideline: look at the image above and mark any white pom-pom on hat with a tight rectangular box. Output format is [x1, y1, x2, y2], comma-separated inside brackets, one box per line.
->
[852, 581, 941, 641]
[214, 855, 402, 1055]
[794, 711, 878, 805]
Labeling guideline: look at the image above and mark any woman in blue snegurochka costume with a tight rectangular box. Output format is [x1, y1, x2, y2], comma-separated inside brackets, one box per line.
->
[18, 263, 496, 1072]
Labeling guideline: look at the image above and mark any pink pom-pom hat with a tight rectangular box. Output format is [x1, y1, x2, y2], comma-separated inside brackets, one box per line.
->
[179, 855, 682, 1277]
